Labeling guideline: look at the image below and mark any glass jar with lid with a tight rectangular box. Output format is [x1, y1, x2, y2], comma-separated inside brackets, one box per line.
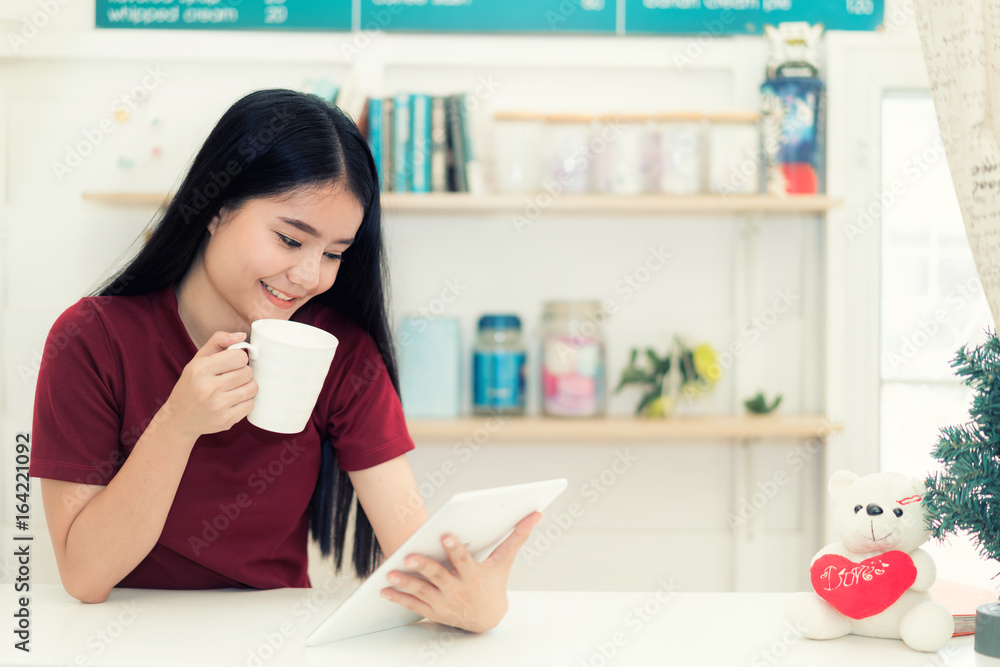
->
[706, 110, 761, 195]
[473, 314, 526, 416]
[541, 301, 606, 417]
[541, 113, 594, 194]
[594, 112, 649, 195]
[493, 110, 544, 193]
[652, 111, 704, 195]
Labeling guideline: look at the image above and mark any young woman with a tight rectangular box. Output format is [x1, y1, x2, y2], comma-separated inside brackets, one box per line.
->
[29, 88, 541, 633]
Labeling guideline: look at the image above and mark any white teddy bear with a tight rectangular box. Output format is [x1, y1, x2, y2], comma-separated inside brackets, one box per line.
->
[784, 470, 955, 652]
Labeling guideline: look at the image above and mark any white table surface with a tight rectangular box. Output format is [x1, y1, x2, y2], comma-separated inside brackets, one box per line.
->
[1, 584, 995, 667]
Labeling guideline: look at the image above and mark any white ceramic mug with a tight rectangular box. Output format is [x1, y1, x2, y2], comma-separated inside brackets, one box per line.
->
[227, 319, 339, 434]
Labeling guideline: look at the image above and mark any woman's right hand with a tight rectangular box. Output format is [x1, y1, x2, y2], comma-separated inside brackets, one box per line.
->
[163, 330, 258, 441]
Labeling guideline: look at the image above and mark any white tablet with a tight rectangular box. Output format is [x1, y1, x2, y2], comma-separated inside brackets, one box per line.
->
[305, 477, 568, 645]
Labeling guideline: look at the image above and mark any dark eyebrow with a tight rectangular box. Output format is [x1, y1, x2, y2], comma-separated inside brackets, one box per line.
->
[279, 217, 355, 245]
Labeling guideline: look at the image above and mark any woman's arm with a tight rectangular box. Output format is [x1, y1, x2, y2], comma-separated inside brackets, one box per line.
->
[41, 331, 256, 603]
[347, 454, 429, 557]
[41, 422, 198, 603]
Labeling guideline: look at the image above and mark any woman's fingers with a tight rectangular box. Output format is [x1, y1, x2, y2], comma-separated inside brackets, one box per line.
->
[216, 364, 254, 392]
[440, 535, 475, 578]
[485, 512, 544, 567]
[401, 554, 455, 591]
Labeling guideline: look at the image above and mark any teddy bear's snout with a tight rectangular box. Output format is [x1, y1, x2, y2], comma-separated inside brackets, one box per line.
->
[866, 503, 883, 516]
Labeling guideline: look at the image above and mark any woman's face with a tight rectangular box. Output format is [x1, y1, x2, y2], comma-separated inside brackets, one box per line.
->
[202, 180, 364, 326]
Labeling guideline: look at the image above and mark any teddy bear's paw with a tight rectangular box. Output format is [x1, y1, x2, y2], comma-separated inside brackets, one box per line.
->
[899, 601, 955, 652]
[783, 593, 851, 640]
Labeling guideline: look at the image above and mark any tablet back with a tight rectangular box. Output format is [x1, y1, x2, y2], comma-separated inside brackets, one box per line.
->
[305, 478, 568, 645]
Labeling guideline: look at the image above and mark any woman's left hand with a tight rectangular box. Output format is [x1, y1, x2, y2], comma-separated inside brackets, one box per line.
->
[380, 511, 544, 633]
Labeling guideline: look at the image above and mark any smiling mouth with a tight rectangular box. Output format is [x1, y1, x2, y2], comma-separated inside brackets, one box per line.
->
[261, 281, 295, 302]
[869, 524, 894, 543]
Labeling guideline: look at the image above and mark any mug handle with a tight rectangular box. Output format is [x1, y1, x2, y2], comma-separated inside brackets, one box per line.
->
[227, 342, 259, 361]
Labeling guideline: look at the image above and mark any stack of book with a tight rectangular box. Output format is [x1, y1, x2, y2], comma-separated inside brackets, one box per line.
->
[366, 93, 484, 194]
[929, 579, 999, 636]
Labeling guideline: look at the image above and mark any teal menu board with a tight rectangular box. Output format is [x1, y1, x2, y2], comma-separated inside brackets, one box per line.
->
[95, 1, 352, 30]
[359, 0, 616, 34]
[97, 0, 883, 32]
[625, 0, 883, 34]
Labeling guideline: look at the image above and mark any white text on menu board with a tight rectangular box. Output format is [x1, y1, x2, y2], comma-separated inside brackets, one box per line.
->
[641, 0, 757, 8]
[369, 0, 475, 5]
[640, 0, 874, 14]
[104, 0, 293, 26]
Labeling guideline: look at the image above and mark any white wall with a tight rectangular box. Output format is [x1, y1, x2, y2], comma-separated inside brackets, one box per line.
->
[0, 0, 924, 593]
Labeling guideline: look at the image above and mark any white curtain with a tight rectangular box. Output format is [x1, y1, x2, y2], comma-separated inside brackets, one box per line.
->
[915, 0, 1000, 328]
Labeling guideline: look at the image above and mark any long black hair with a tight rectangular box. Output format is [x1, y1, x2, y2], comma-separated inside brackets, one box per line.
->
[93, 88, 396, 579]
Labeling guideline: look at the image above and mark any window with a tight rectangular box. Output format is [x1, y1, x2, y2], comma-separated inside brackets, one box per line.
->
[880, 93, 997, 585]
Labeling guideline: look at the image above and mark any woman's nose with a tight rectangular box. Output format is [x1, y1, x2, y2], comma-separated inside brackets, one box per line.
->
[289, 254, 321, 290]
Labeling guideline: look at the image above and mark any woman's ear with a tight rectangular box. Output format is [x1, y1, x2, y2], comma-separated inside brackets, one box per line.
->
[207, 207, 228, 236]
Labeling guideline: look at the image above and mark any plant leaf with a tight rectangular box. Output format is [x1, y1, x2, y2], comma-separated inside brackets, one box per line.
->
[636, 389, 661, 415]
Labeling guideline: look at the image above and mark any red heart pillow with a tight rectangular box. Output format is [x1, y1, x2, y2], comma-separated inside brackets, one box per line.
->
[810, 551, 917, 620]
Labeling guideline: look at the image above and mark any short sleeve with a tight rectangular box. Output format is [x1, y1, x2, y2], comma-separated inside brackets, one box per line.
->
[29, 299, 124, 485]
[325, 325, 415, 471]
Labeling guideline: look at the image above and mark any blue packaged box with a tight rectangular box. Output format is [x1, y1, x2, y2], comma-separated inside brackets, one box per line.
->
[398, 317, 462, 419]
[760, 76, 825, 194]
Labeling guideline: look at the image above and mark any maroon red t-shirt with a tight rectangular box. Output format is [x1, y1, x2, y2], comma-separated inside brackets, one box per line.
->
[29, 284, 414, 590]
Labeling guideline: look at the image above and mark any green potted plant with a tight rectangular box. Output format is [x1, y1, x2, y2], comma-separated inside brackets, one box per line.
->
[615, 336, 721, 417]
[924, 332, 1000, 657]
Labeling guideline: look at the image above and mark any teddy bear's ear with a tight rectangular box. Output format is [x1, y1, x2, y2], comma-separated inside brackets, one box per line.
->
[828, 470, 859, 500]
[911, 476, 930, 495]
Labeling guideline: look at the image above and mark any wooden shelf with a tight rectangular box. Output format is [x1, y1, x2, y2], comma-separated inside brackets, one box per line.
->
[82, 192, 174, 207]
[406, 414, 841, 443]
[82, 191, 842, 214]
[382, 193, 842, 214]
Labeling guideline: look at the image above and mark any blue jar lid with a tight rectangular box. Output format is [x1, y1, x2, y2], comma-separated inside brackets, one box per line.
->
[478, 314, 521, 330]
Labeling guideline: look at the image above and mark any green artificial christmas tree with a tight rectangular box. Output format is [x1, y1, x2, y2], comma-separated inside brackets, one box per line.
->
[924, 330, 1000, 572]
